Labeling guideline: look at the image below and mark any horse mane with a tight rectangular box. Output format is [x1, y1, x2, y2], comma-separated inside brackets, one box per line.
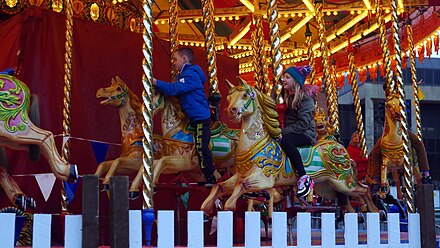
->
[255, 88, 282, 139]
[127, 88, 143, 121]
[166, 96, 189, 127]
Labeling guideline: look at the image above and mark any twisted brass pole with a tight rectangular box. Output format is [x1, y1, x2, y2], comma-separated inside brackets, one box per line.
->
[61, 0, 74, 213]
[202, 0, 221, 120]
[267, 0, 283, 103]
[376, 0, 395, 97]
[252, 16, 262, 90]
[305, 24, 316, 86]
[391, 0, 414, 213]
[141, 0, 155, 210]
[169, 0, 179, 79]
[315, 1, 334, 127]
[348, 50, 367, 158]
[406, 22, 422, 141]
[256, 16, 271, 94]
[331, 61, 340, 134]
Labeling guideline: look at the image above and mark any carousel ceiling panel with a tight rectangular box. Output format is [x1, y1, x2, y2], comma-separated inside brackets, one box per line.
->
[0, 0, 438, 71]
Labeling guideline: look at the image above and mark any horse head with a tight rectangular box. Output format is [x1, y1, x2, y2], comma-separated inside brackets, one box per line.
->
[314, 106, 329, 139]
[96, 76, 129, 108]
[225, 77, 258, 123]
[385, 94, 401, 121]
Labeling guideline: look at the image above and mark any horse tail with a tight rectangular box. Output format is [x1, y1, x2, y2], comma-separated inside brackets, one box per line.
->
[28, 95, 41, 161]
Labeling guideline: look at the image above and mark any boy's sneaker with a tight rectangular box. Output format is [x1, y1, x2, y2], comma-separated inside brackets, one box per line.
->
[204, 175, 217, 187]
[297, 175, 314, 197]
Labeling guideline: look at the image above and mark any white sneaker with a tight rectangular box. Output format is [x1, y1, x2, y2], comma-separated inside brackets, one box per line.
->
[297, 175, 314, 197]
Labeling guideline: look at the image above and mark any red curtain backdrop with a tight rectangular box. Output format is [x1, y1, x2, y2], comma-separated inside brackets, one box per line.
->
[0, 7, 238, 245]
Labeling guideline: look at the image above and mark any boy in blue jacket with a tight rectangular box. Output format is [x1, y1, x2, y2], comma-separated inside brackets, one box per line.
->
[153, 47, 216, 187]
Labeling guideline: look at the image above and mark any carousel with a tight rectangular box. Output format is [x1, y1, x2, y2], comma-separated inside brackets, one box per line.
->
[0, 0, 438, 247]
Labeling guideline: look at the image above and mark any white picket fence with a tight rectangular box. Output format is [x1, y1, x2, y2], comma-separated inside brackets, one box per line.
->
[0, 211, 421, 248]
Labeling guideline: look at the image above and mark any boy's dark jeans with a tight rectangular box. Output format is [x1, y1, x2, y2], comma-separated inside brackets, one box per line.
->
[192, 119, 214, 178]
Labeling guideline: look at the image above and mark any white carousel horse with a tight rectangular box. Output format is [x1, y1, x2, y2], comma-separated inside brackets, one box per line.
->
[0, 70, 77, 183]
[201, 78, 378, 217]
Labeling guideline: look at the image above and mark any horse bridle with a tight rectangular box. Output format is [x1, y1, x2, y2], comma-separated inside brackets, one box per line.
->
[112, 85, 128, 108]
[229, 85, 256, 115]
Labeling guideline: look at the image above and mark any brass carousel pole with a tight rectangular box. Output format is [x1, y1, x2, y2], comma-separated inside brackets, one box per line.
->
[315, 0, 336, 132]
[255, 15, 271, 94]
[348, 42, 368, 158]
[406, 20, 423, 141]
[266, 0, 283, 102]
[202, 0, 221, 121]
[252, 15, 263, 90]
[61, 0, 74, 215]
[391, 0, 415, 213]
[305, 23, 316, 86]
[141, 0, 155, 245]
[169, 0, 179, 79]
[331, 59, 340, 134]
[376, 0, 395, 97]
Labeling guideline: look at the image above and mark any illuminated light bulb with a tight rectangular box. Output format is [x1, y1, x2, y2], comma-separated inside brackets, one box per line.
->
[350, 10, 355, 15]
[333, 11, 338, 15]
[221, 17, 226, 21]
[385, 9, 390, 14]
[326, 12, 331, 16]
[263, 15, 267, 19]
[235, 16, 240, 20]
[180, 19, 185, 23]
[195, 18, 200, 22]
[187, 19, 193, 23]
[154, 20, 159, 25]
[305, 12, 310, 16]
[215, 17, 220, 21]
[371, 9, 376, 14]
[195, 43, 200, 47]
[160, 20, 165, 24]
[228, 16, 233, 20]
[112, 0, 116, 4]
[298, 13, 303, 17]
[290, 13, 295, 17]
[357, 10, 362, 14]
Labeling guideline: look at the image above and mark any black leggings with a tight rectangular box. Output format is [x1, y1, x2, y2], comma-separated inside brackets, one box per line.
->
[279, 133, 312, 177]
[193, 120, 214, 177]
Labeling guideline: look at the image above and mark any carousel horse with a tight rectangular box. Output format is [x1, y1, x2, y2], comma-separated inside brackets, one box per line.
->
[201, 78, 377, 216]
[0, 70, 77, 183]
[315, 107, 378, 213]
[94, 76, 146, 190]
[0, 165, 36, 211]
[367, 93, 430, 200]
[127, 90, 240, 199]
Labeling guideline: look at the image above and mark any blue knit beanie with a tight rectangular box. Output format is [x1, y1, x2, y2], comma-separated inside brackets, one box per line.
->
[284, 65, 312, 88]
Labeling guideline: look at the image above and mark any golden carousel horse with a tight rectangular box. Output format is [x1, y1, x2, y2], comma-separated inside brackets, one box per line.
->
[201, 78, 377, 216]
[367, 93, 431, 199]
[128, 91, 240, 199]
[314, 107, 378, 213]
[94, 76, 147, 190]
[0, 69, 78, 209]
[0, 153, 36, 211]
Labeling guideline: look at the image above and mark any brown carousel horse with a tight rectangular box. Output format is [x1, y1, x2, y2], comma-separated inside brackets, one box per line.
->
[367, 93, 430, 200]
[127, 90, 240, 199]
[0, 69, 78, 209]
[94, 76, 148, 191]
[201, 78, 378, 217]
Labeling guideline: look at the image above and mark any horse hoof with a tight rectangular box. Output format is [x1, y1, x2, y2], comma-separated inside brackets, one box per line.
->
[68, 164, 79, 183]
[101, 183, 110, 192]
[26, 196, 36, 209]
[129, 191, 139, 200]
[14, 195, 26, 211]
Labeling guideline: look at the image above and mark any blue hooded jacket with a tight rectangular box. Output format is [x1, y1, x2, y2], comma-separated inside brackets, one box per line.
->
[155, 64, 210, 122]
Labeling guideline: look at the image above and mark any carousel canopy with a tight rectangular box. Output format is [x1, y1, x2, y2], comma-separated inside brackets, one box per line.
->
[1, 0, 439, 78]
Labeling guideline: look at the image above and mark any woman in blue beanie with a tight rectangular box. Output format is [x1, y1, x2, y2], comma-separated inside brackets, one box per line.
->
[279, 65, 316, 197]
